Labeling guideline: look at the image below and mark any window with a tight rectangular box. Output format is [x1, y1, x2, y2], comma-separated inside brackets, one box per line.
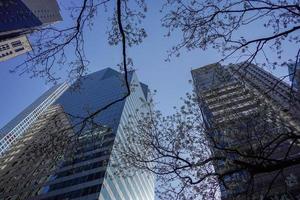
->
[43, 184, 102, 200]
[49, 171, 105, 191]
[11, 40, 22, 48]
[0, 44, 10, 51]
[15, 47, 24, 53]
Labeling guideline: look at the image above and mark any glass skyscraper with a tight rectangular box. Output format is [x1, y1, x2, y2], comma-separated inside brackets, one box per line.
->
[0, 68, 155, 200]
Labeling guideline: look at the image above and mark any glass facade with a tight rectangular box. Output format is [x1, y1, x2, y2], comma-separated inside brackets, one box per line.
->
[54, 68, 128, 132]
[31, 68, 155, 200]
[0, 35, 32, 62]
[0, 68, 155, 199]
[98, 72, 155, 200]
[0, 0, 62, 40]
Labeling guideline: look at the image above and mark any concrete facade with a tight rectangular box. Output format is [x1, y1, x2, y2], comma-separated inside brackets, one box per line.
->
[0, 105, 74, 199]
[192, 63, 300, 199]
[0, 35, 32, 61]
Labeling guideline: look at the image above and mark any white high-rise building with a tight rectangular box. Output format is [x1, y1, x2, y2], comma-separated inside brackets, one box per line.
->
[0, 35, 32, 62]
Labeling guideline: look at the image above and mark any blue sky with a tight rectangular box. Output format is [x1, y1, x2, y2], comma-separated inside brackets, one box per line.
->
[0, 1, 292, 128]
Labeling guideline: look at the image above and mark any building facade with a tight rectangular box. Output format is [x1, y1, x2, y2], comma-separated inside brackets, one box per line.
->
[0, 35, 32, 61]
[0, 0, 62, 40]
[0, 68, 155, 200]
[0, 83, 68, 156]
[192, 63, 300, 199]
[0, 105, 74, 200]
[288, 63, 300, 98]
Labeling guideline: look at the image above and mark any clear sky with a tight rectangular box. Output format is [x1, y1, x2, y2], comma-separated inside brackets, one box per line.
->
[0, 1, 291, 128]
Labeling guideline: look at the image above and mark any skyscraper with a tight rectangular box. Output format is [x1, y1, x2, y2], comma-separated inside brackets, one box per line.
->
[0, 68, 155, 200]
[191, 63, 300, 199]
[0, 0, 62, 40]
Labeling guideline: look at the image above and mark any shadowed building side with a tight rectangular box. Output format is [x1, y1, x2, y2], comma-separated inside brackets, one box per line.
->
[0, 83, 69, 156]
[192, 63, 300, 199]
[0, 105, 74, 200]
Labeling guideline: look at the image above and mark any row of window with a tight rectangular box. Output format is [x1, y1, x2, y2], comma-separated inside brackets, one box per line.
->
[75, 142, 108, 156]
[0, 13, 37, 22]
[11, 40, 22, 47]
[247, 65, 293, 98]
[247, 71, 293, 103]
[49, 171, 105, 191]
[62, 149, 111, 167]
[0, 44, 10, 51]
[41, 184, 101, 200]
[210, 95, 254, 113]
[56, 160, 107, 178]
[110, 92, 155, 200]
[0, 84, 68, 156]
[15, 47, 25, 53]
[38, 14, 56, 19]
[34, 9, 54, 13]
[0, 51, 12, 58]
[106, 176, 130, 200]
[205, 84, 243, 100]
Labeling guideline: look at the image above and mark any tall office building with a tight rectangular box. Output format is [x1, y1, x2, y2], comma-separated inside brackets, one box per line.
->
[0, 68, 155, 200]
[0, 0, 62, 40]
[192, 63, 300, 199]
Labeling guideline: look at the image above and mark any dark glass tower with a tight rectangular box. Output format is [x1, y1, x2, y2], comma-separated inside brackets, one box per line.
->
[0, 68, 155, 200]
[0, 0, 62, 40]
